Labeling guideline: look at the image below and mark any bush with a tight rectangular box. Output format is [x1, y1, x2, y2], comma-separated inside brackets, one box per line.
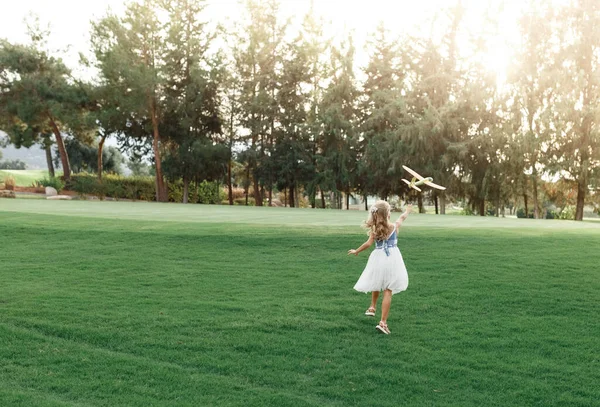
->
[545, 210, 558, 220]
[168, 180, 183, 203]
[71, 173, 155, 201]
[38, 177, 65, 193]
[197, 180, 225, 204]
[234, 197, 255, 206]
[558, 206, 576, 220]
[460, 207, 474, 216]
[3, 175, 15, 191]
[516, 208, 534, 219]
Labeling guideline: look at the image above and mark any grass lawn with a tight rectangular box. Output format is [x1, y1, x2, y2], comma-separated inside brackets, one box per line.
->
[0, 169, 60, 187]
[1, 200, 599, 406]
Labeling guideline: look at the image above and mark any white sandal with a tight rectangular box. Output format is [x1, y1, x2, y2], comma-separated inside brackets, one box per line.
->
[376, 321, 391, 335]
[364, 307, 376, 316]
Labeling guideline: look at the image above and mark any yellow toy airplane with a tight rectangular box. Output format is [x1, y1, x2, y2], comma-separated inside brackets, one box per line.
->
[401, 165, 446, 192]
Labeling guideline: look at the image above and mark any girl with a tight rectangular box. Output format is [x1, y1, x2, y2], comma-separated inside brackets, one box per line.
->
[348, 200, 412, 334]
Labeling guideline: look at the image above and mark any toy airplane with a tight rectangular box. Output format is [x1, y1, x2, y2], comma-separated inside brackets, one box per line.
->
[401, 166, 446, 191]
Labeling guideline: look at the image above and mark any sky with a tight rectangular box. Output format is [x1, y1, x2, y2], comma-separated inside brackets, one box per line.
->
[0, 0, 536, 86]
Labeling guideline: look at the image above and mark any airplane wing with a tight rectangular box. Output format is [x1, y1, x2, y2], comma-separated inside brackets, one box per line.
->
[401, 179, 411, 186]
[424, 181, 446, 190]
[411, 185, 422, 192]
[402, 165, 424, 181]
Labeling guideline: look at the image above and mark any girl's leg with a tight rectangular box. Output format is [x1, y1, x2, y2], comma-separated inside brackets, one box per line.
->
[380, 289, 393, 323]
[370, 291, 380, 309]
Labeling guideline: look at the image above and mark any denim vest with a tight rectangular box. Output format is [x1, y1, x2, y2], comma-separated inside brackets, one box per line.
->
[375, 226, 397, 256]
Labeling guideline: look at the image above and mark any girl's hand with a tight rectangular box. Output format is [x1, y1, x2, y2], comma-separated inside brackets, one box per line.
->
[348, 249, 358, 256]
[406, 204, 413, 213]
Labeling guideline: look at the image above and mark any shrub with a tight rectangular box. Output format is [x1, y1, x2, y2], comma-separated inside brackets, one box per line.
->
[558, 206, 576, 220]
[516, 208, 531, 218]
[71, 173, 155, 201]
[460, 207, 474, 216]
[234, 197, 255, 206]
[168, 180, 183, 203]
[38, 177, 65, 193]
[4, 175, 16, 191]
[197, 180, 224, 204]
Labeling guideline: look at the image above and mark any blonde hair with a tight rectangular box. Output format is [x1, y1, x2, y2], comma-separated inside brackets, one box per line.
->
[364, 200, 393, 241]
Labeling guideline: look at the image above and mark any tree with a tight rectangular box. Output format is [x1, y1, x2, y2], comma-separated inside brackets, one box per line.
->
[91, 1, 169, 201]
[55, 137, 124, 174]
[506, 2, 559, 218]
[359, 23, 407, 203]
[319, 34, 359, 210]
[0, 38, 91, 182]
[233, 0, 288, 206]
[548, 0, 600, 220]
[160, 0, 222, 204]
[300, 5, 329, 208]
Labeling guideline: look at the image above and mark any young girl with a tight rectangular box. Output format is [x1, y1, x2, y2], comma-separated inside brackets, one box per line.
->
[348, 200, 412, 334]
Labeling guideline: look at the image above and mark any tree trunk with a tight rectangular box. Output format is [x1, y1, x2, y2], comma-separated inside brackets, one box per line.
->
[532, 175, 540, 219]
[479, 199, 485, 216]
[183, 176, 189, 204]
[268, 187, 272, 207]
[290, 186, 295, 208]
[98, 134, 106, 181]
[575, 180, 586, 221]
[253, 174, 262, 206]
[345, 189, 350, 210]
[227, 159, 233, 205]
[295, 184, 300, 208]
[150, 101, 167, 202]
[523, 193, 528, 218]
[418, 194, 424, 213]
[434, 194, 439, 214]
[245, 165, 250, 206]
[45, 143, 55, 178]
[284, 188, 287, 207]
[320, 189, 325, 209]
[495, 198, 500, 218]
[364, 194, 368, 211]
[440, 194, 446, 215]
[48, 115, 71, 181]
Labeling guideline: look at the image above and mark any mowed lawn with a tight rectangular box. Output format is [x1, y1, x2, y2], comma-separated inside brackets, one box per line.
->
[0, 170, 59, 187]
[1, 200, 599, 406]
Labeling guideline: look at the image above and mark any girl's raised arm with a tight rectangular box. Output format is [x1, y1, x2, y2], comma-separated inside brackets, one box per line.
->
[395, 205, 413, 228]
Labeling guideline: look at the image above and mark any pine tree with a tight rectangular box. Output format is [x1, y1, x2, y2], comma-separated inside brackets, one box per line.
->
[91, 0, 169, 201]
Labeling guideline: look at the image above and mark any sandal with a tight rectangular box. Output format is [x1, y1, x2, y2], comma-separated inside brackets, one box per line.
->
[376, 321, 391, 335]
[364, 307, 376, 316]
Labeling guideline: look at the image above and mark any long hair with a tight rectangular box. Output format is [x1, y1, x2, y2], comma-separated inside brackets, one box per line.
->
[364, 200, 393, 241]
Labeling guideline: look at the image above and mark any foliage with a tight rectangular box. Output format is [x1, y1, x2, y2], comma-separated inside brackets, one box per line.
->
[38, 176, 65, 192]
[54, 137, 124, 174]
[0, 159, 27, 170]
[3, 175, 15, 190]
[71, 173, 155, 201]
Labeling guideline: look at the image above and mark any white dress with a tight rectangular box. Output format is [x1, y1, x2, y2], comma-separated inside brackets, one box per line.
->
[353, 225, 409, 295]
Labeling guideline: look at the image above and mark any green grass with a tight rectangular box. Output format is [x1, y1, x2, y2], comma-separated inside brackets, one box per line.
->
[0, 169, 61, 186]
[1, 201, 599, 406]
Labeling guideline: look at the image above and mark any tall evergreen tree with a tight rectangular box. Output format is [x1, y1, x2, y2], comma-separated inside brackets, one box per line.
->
[91, 0, 169, 201]
[319, 34, 359, 210]
[549, 0, 600, 220]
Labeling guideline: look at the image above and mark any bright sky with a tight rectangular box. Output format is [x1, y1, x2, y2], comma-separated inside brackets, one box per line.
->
[1, 0, 535, 85]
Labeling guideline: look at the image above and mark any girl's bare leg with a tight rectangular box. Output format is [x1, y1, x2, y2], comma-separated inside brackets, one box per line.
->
[370, 291, 380, 309]
[380, 289, 393, 323]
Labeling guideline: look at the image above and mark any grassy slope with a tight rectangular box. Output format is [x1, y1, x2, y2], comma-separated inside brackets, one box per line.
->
[0, 169, 60, 187]
[1, 202, 599, 406]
